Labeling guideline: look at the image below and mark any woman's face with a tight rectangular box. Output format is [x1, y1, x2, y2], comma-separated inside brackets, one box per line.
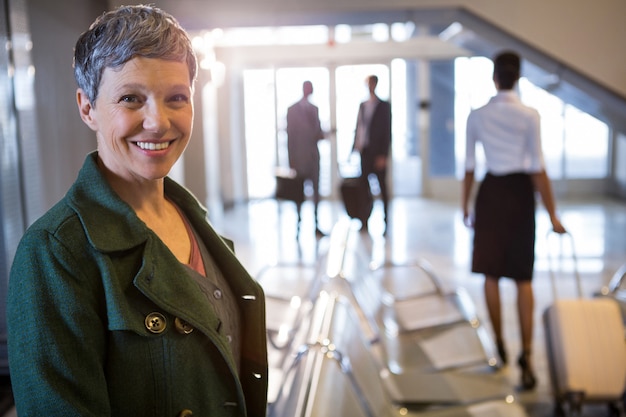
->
[77, 57, 194, 184]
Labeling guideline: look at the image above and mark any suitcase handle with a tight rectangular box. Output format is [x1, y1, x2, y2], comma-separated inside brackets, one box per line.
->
[546, 231, 583, 299]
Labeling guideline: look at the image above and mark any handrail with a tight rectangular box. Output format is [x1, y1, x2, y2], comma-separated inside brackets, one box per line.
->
[607, 263, 626, 294]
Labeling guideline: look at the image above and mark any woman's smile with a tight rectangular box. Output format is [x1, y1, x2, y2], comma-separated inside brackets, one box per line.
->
[135, 140, 174, 151]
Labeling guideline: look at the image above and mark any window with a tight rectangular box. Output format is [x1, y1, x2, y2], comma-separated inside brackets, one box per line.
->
[563, 105, 609, 178]
[455, 57, 609, 180]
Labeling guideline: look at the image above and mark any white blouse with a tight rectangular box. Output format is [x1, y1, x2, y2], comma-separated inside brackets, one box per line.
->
[465, 90, 545, 175]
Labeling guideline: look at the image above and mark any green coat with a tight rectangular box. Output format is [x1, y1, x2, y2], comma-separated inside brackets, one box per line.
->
[7, 152, 268, 417]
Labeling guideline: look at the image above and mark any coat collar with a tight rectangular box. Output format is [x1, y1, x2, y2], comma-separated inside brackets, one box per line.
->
[66, 151, 208, 253]
[65, 151, 260, 315]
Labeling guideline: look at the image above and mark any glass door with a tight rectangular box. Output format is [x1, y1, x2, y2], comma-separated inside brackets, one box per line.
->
[243, 61, 422, 200]
[275, 68, 331, 196]
[334, 64, 389, 177]
[335, 62, 421, 197]
[243, 67, 331, 199]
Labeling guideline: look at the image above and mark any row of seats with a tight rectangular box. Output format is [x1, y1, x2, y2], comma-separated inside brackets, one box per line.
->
[258, 218, 530, 417]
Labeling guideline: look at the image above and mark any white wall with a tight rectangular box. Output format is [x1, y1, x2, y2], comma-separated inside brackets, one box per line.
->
[464, 0, 626, 99]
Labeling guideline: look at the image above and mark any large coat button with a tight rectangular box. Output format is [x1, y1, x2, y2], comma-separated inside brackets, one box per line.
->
[174, 317, 194, 334]
[145, 312, 167, 334]
[177, 409, 194, 417]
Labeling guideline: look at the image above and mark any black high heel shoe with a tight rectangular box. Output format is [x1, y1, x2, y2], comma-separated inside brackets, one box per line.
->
[517, 352, 537, 390]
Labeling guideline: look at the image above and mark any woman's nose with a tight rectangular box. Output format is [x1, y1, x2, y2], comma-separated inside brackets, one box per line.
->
[143, 103, 171, 133]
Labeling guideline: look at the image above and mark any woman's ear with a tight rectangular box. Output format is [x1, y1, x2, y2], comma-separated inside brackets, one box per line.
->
[76, 88, 98, 131]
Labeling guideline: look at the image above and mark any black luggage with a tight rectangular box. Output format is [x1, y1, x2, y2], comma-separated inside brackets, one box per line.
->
[275, 168, 304, 204]
[340, 175, 372, 224]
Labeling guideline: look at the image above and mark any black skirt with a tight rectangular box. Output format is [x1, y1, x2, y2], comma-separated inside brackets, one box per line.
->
[472, 172, 536, 280]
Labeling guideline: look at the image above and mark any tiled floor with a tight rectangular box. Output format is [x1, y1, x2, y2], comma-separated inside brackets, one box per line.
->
[213, 195, 626, 417]
[3, 195, 625, 416]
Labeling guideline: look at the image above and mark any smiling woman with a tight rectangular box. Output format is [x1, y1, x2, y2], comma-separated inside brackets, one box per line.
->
[7, 5, 268, 417]
[77, 57, 194, 190]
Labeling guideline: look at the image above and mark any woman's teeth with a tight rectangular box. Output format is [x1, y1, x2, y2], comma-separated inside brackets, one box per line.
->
[137, 141, 170, 151]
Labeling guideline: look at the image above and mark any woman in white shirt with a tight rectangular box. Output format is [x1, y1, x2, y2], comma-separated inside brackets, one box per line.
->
[461, 51, 566, 391]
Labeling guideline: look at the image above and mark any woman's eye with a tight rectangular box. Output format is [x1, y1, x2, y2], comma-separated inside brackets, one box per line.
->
[120, 95, 139, 103]
[171, 94, 189, 103]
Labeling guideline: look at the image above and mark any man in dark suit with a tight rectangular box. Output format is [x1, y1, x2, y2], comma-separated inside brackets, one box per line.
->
[353, 75, 392, 232]
[287, 80, 326, 237]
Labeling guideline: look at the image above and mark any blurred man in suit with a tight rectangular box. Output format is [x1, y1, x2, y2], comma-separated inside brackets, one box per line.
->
[287, 80, 326, 237]
[353, 75, 392, 233]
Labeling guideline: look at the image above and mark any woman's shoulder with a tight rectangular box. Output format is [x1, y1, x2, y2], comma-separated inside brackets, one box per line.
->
[15, 198, 90, 266]
[23, 198, 83, 241]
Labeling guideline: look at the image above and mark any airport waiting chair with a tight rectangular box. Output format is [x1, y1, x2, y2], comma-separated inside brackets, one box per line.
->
[293, 292, 528, 417]
[330, 231, 500, 374]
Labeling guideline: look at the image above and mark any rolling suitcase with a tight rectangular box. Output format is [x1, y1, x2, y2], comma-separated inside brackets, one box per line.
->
[542, 232, 626, 416]
[340, 175, 372, 225]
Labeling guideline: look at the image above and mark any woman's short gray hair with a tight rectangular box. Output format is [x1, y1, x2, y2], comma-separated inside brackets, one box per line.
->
[74, 5, 198, 105]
